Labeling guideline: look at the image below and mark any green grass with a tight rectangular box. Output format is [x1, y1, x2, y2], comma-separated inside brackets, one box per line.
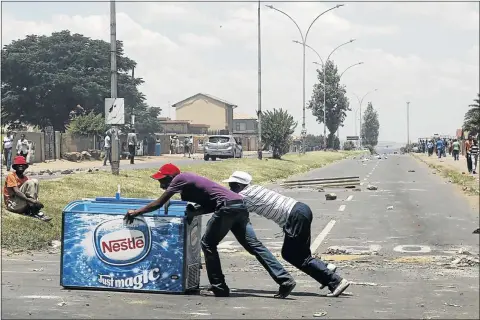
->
[1, 151, 360, 252]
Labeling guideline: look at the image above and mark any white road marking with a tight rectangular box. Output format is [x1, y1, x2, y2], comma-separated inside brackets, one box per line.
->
[20, 295, 62, 299]
[346, 195, 353, 201]
[338, 205, 346, 212]
[363, 178, 368, 180]
[310, 220, 336, 254]
[360, 182, 364, 185]
[218, 241, 236, 249]
[393, 245, 431, 253]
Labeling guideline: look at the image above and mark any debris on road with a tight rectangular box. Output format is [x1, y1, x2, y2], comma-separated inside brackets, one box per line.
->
[351, 281, 378, 287]
[313, 311, 327, 317]
[32, 267, 44, 272]
[367, 185, 378, 190]
[450, 256, 479, 267]
[457, 248, 472, 255]
[325, 193, 337, 200]
[408, 170, 415, 172]
[473, 228, 479, 234]
[387, 206, 394, 210]
[51, 240, 61, 248]
[61, 169, 74, 175]
[444, 302, 461, 308]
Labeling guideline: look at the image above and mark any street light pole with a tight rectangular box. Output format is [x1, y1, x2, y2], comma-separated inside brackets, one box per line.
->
[257, 0, 262, 160]
[353, 89, 378, 149]
[266, 4, 344, 154]
[110, 0, 120, 175]
[407, 101, 410, 152]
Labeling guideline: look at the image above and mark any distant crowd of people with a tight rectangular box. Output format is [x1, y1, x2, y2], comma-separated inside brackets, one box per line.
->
[418, 136, 478, 175]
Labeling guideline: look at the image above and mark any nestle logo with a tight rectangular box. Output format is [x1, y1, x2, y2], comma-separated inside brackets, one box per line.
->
[93, 218, 151, 266]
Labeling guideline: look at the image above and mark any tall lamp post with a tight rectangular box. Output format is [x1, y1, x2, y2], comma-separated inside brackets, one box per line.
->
[266, 4, 344, 154]
[353, 89, 378, 148]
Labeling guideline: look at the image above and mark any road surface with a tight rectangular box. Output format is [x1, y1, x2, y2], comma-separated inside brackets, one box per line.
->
[2, 154, 479, 319]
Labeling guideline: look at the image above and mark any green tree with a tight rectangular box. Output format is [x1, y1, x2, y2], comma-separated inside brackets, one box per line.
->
[343, 140, 355, 150]
[463, 93, 480, 136]
[1, 30, 161, 134]
[361, 102, 380, 147]
[305, 134, 324, 150]
[261, 108, 297, 159]
[308, 60, 350, 145]
[67, 111, 107, 137]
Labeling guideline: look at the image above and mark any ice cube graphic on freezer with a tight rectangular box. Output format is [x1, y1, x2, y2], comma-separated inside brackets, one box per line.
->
[93, 218, 151, 266]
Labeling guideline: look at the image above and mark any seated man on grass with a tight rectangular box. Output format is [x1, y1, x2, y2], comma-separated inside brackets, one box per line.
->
[224, 171, 350, 297]
[3, 156, 51, 222]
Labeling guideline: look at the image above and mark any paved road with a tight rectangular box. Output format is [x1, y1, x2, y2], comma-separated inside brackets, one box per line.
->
[2, 155, 479, 319]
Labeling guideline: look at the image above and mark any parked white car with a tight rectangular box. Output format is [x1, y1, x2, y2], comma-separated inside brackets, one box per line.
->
[204, 135, 243, 161]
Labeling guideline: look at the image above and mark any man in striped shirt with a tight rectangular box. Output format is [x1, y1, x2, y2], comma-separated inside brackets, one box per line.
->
[470, 139, 478, 174]
[224, 171, 350, 297]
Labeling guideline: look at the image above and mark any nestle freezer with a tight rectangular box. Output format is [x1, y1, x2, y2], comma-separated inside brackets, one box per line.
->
[60, 197, 202, 294]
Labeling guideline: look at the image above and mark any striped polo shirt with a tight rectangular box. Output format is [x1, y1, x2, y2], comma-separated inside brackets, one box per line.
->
[471, 144, 479, 156]
[240, 185, 297, 228]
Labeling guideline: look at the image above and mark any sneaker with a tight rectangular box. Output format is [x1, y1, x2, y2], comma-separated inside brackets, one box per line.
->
[274, 280, 296, 299]
[200, 285, 230, 297]
[34, 211, 52, 222]
[326, 278, 350, 297]
[320, 263, 338, 290]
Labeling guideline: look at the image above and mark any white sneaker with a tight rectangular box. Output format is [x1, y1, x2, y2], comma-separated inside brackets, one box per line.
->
[327, 279, 350, 297]
[319, 263, 337, 290]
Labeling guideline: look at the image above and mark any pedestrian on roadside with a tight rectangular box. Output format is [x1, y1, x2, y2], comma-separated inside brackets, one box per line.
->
[452, 139, 460, 161]
[124, 164, 296, 298]
[470, 139, 478, 175]
[225, 171, 350, 297]
[127, 128, 137, 164]
[3, 131, 15, 171]
[16, 134, 29, 160]
[436, 138, 444, 158]
[427, 140, 434, 156]
[3, 156, 51, 221]
[143, 136, 149, 156]
[103, 132, 112, 166]
[465, 136, 473, 173]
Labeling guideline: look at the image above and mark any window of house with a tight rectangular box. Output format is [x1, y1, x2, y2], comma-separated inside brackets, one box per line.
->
[239, 122, 247, 131]
[235, 122, 241, 131]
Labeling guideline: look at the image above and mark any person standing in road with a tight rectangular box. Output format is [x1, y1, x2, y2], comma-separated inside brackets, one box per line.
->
[470, 139, 478, 175]
[427, 140, 434, 156]
[452, 139, 460, 161]
[127, 128, 137, 164]
[225, 171, 351, 298]
[124, 164, 296, 298]
[3, 131, 15, 171]
[16, 134, 29, 160]
[103, 132, 112, 166]
[436, 138, 444, 158]
[465, 136, 473, 173]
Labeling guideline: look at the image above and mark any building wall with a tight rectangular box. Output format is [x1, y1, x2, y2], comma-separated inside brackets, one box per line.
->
[161, 122, 189, 134]
[175, 97, 230, 131]
[233, 119, 257, 134]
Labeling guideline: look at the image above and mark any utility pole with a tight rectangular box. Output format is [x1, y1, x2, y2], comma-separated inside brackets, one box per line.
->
[110, 0, 119, 175]
[257, 0, 262, 160]
[407, 101, 410, 153]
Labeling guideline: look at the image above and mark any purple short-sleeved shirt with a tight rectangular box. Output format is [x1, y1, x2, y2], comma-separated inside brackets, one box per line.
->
[166, 172, 242, 212]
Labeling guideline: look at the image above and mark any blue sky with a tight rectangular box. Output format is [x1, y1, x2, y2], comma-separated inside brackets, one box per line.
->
[2, 1, 479, 142]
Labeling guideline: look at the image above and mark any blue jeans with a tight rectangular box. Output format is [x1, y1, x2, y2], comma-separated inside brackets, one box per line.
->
[282, 202, 341, 291]
[437, 148, 443, 158]
[201, 200, 293, 294]
[3, 148, 12, 170]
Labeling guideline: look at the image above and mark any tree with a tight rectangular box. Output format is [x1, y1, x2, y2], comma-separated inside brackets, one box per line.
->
[67, 111, 107, 137]
[1, 30, 162, 134]
[305, 134, 324, 150]
[308, 60, 350, 147]
[343, 140, 355, 150]
[361, 102, 380, 147]
[261, 108, 297, 159]
[463, 93, 480, 137]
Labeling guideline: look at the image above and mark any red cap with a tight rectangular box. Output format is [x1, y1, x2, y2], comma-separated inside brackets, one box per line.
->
[13, 156, 27, 166]
[151, 163, 181, 180]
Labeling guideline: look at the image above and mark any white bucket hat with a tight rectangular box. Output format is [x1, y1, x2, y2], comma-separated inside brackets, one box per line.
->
[223, 171, 252, 185]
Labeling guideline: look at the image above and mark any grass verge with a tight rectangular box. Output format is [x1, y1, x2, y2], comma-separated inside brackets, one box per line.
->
[412, 153, 480, 196]
[1, 151, 359, 252]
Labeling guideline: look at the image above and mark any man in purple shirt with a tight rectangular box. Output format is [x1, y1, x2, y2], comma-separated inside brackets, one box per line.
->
[124, 163, 295, 298]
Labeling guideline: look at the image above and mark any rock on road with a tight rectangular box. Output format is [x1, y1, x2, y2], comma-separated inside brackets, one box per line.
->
[2, 154, 479, 319]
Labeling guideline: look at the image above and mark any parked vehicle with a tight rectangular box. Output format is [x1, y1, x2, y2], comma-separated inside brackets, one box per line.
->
[204, 135, 242, 161]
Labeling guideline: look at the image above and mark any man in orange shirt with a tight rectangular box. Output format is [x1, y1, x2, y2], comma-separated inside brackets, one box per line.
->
[465, 136, 473, 173]
[3, 156, 51, 221]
